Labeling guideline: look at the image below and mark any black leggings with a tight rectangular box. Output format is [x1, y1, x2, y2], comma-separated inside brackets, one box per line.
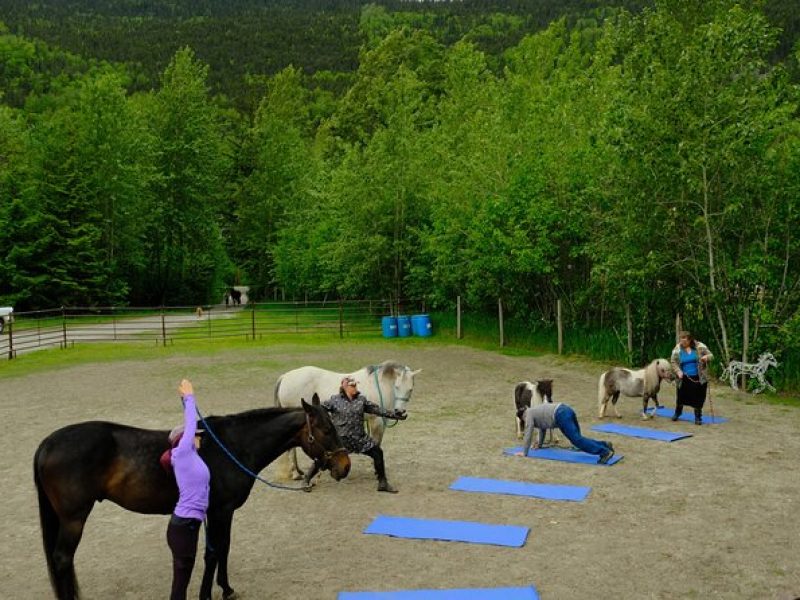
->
[166, 515, 202, 600]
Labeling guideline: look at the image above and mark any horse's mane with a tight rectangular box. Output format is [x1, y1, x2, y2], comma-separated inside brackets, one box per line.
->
[366, 360, 404, 375]
[643, 359, 668, 394]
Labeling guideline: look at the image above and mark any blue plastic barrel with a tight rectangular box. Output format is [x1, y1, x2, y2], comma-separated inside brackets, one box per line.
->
[411, 314, 432, 337]
[381, 316, 398, 338]
[397, 315, 412, 337]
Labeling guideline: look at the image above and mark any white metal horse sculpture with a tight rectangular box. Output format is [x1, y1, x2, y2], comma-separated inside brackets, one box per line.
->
[721, 352, 778, 394]
[274, 360, 421, 480]
[598, 358, 673, 419]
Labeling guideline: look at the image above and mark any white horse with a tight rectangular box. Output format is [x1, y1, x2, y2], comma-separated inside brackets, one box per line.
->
[598, 358, 673, 419]
[274, 360, 421, 480]
[721, 352, 778, 394]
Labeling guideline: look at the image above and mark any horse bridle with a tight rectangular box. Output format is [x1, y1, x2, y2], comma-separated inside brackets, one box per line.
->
[372, 367, 412, 429]
[304, 412, 347, 471]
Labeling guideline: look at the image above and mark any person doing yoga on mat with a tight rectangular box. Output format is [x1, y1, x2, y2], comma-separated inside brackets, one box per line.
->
[515, 402, 615, 464]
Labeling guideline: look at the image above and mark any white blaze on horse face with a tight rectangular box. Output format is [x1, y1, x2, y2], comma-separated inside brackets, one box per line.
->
[391, 367, 418, 413]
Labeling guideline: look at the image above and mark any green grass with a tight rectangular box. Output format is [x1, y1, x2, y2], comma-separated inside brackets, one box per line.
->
[3, 309, 798, 408]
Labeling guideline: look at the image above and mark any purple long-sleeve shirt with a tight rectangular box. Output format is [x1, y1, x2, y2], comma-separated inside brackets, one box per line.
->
[172, 394, 210, 520]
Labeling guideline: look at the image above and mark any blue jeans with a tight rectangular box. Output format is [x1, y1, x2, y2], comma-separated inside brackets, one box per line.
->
[554, 405, 611, 456]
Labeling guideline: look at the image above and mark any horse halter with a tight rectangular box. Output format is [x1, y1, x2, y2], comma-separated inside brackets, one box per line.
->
[304, 412, 347, 470]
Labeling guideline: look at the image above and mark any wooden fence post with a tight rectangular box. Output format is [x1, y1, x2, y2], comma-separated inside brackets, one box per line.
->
[557, 299, 563, 355]
[161, 306, 167, 347]
[675, 313, 682, 343]
[626, 303, 633, 362]
[456, 295, 462, 340]
[7, 321, 13, 360]
[741, 307, 750, 391]
[62, 306, 68, 350]
[339, 301, 344, 339]
[498, 298, 505, 347]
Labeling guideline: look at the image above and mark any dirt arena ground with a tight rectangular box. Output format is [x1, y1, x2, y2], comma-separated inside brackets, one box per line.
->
[2, 342, 799, 599]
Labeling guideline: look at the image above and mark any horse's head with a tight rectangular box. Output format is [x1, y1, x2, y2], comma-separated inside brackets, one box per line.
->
[654, 358, 673, 381]
[385, 364, 422, 416]
[759, 353, 779, 368]
[299, 396, 350, 481]
[535, 379, 554, 403]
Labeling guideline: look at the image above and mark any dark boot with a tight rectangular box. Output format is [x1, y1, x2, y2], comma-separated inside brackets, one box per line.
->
[377, 478, 398, 493]
[671, 402, 683, 422]
[367, 446, 398, 493]
[694, 408, 703, 426]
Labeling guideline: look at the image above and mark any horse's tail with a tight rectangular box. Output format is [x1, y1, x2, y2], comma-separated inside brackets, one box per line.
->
[597, 371, 607, 404]
[34, 444, 73, 599]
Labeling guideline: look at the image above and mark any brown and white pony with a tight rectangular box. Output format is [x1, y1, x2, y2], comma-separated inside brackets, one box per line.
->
[598, 358, 672, 419]
[513, 379, 558, 444]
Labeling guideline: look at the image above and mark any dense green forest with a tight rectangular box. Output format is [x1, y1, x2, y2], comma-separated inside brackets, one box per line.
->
[1, 0, 800, 383]
[0, 0, 661, 112]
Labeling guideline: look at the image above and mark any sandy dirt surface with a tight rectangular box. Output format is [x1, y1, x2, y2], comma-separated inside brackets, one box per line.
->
[2, 342, 799, 599]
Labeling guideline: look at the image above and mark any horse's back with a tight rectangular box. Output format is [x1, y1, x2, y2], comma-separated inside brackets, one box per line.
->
[36, 421, 176, 514]
[276, 365, 343, 408]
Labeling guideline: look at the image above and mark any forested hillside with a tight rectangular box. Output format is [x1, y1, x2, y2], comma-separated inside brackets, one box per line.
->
[3, 0, 650, 110]
[1, 0, 800, 384]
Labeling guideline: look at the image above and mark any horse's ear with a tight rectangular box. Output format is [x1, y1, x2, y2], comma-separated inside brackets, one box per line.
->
[300, 398, 311, 412]
[411, 369, 422, 377]
[312, 393, 320, 406]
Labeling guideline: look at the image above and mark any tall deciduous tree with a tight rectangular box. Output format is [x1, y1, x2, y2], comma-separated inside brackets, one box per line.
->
[141, 47, 233, 305]
[595, 1, 800, 362]
[231, 66, 317, 299]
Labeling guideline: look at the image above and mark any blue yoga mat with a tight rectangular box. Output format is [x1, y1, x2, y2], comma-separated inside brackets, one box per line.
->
[503, 446, 623, 466]
[363, 515, 529, 548]
[450, 476, 590, 502]
[591, 423, 693, 442]
[339, 585, 540, 599]
[652, 406, 729, 424]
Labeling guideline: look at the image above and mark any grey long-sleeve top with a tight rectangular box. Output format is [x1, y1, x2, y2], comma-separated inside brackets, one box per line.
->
[521, 402, 562, 456]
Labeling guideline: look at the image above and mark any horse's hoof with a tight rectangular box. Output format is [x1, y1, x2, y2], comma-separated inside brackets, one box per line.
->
[223, 589, 239, 600]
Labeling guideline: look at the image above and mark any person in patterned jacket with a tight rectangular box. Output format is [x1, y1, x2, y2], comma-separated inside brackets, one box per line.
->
[304, 375, 406, 493]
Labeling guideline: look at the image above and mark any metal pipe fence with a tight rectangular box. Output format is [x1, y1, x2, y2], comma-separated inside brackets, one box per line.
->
[1, 299, 425, 359]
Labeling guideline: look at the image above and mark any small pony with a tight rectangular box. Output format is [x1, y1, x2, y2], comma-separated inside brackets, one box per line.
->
[598, 358, 672, 419]
[514, 379, 558, 445]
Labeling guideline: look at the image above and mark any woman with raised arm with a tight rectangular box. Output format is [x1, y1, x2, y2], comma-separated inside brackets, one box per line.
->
[166, 379, 210, 600]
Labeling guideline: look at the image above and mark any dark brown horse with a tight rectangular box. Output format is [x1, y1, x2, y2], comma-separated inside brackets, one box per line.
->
[34, 397, 350, 600]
